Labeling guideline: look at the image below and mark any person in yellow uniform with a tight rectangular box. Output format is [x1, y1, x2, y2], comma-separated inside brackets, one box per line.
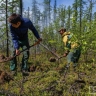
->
[58, 28, 81, 69]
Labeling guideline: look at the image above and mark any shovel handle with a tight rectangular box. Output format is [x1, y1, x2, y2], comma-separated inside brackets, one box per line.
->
[40, 43, 60, 58]
[0, 41, 40, 63]
[58, 55, 65, 60]
[13, 41, 40, 58]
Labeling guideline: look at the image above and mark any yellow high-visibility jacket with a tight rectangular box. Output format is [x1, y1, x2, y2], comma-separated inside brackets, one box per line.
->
[62, 32, 80, 51]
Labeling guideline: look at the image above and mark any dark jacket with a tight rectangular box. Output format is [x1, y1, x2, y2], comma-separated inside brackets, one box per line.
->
[10, 17, 40, 49]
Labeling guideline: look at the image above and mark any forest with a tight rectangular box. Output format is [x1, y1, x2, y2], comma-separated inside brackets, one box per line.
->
[0, 0, 96, 96]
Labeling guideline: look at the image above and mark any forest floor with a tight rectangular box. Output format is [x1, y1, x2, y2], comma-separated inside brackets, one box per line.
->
[0, 53, 96, 96]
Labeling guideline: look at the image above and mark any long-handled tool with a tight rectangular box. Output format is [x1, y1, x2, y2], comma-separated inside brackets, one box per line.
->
[40, 43, 60, 58]
[40, 43, 64, 62]
[0, 41, 40, 63]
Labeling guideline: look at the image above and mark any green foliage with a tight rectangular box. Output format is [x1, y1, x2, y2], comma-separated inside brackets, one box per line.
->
[0, 0, 96, 95]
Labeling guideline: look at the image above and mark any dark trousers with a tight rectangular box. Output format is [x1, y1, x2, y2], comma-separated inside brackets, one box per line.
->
[67, 47, 81, 67]
[10, 39, 29, 71]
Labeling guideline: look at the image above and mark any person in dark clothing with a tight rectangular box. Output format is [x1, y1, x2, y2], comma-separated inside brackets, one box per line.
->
[8, 13, 42, 76]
